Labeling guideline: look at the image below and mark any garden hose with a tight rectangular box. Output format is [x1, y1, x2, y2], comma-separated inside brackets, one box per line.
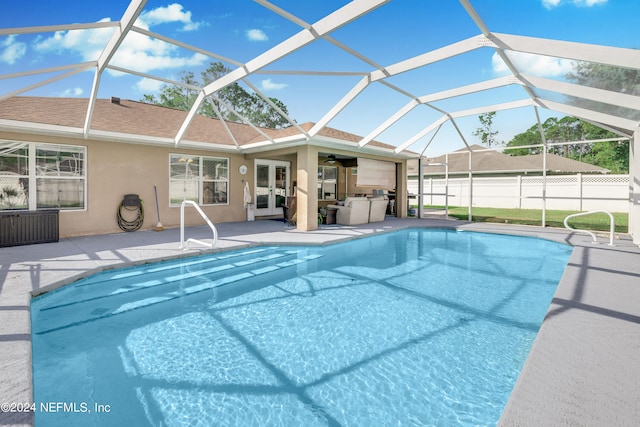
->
[117, 194, 144, 232]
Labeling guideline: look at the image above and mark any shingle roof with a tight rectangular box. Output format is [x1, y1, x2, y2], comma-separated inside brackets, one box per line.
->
[0, 96, 396, 152]
[409, 144, 609, 175]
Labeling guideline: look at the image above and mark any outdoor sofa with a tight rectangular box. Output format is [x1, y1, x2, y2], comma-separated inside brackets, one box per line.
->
[328, 196, 389, 225]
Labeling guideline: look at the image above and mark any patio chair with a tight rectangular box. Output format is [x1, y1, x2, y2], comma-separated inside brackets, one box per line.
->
[328, 197, 370, 225]
[368, 197, 388, 222]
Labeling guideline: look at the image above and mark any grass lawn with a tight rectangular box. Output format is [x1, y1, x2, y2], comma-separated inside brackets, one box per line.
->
[417, 205, 628, 233]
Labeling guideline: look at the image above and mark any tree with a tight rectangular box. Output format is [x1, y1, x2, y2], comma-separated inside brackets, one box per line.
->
[560, 60, 637, 172]
[581, 139, 629, 174]
[142, 62, 292, 129]
[504, 116, 629, 173]
[472, 112, 500, 147]
[141, 71, 199, 111]
[503, 56, 638, 173]
[503, 123, 542, 156]
[566, 62, 640, 97]
[544, 116, 585, 158]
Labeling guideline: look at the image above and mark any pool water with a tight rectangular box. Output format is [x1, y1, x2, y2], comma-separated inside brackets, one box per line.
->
[31, 229, 572, 426]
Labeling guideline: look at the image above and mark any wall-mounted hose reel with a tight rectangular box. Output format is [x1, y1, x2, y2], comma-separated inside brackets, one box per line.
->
[117, 194, 144, 232]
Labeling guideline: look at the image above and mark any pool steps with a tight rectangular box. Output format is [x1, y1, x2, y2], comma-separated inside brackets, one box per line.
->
[32, 246, 323, 334]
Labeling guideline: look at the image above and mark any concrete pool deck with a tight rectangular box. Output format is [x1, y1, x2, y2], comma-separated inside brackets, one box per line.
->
[1, 217, 639, 426]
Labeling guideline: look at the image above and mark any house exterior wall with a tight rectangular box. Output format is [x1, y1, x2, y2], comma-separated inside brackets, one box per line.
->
[1, 131, 251, 238]
[409, 174, 630, 213]
[1, 128, 409, 237]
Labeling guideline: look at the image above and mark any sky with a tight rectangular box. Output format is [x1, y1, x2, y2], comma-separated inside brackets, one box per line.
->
[1, 0, 639, 155]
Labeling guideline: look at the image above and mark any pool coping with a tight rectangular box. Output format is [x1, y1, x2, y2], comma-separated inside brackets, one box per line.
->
[1, 217, 639, 426]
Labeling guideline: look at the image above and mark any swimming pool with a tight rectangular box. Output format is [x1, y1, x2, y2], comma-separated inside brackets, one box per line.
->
[31, 228, 572, 426]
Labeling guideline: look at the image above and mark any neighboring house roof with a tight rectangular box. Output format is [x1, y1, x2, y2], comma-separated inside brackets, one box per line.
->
[0, 96, 400, 155]
[408, 144, 609, 176]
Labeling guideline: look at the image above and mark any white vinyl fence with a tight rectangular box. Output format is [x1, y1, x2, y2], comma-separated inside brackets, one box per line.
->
[408, 174, 629, 213]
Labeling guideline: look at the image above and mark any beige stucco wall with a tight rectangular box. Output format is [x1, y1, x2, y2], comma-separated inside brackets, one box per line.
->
[1, 131, 253, 238]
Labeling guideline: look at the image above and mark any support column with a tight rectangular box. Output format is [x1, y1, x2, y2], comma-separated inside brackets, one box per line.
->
[296, 145, 319, 231]
[629, 126, 640, 245]
[445, 153, 449, 217]
[468, 150, 473, 221]
[577, 173, 583, 212]
[542, 148, 547, 227]
[517, 175, 522, 209]
[396, 160, 407, 217]
[535, 106, 548, 228]
[418, 157, 424, 218]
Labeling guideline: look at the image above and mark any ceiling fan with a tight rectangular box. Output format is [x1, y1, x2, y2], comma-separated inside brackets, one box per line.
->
[325, 154, 337, 164]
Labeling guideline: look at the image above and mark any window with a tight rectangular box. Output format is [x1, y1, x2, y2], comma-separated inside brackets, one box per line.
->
[317, 166, 338, 200]
[0, 141, 86, 211]
[36, 144, 86, 209]
[169, 154, 228, 206]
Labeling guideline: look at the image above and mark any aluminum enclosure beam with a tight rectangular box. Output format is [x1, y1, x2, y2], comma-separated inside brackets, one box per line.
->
[540, 99, 637, 132]
[84, 0, 147, 137]
[521, 74, 640, 112]
[174, 0, 389, 146]
[492, 32, 640, 71]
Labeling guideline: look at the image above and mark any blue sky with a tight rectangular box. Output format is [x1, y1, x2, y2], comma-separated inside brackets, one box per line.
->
[1, 0, 639, 154]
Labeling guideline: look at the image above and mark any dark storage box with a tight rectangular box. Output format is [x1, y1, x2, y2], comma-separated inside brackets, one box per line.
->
[0, 210, 59, 247]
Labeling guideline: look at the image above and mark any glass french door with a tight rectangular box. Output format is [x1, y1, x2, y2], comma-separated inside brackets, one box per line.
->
[255, 160, 290, 216]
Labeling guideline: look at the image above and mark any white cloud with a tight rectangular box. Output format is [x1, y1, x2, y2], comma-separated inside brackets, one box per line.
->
[260, 79, 287, 91]
[136, 3, 203, 31]
[59, 87, 84, 97]
[542, 0, 561, 8]
[542, 0, 606, 8]
[492, 51, 574, 78]
[246, 29, 268, 42]
[576, 0, 607, 6]
[33, 19, 114, 61]
[0, 35, 27, 64]
[134, 77, 165, 93]
[110, 39, 208, 73]
[32, 6, 209, 74]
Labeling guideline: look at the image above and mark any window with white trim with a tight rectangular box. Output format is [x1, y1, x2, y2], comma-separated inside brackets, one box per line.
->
[0, 141, 86, 210]
[169, 154, 228, 206]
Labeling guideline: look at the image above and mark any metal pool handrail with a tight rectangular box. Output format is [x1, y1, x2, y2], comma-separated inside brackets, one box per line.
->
[563, 210, 615, 246]
[179, 200, 218, 250]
